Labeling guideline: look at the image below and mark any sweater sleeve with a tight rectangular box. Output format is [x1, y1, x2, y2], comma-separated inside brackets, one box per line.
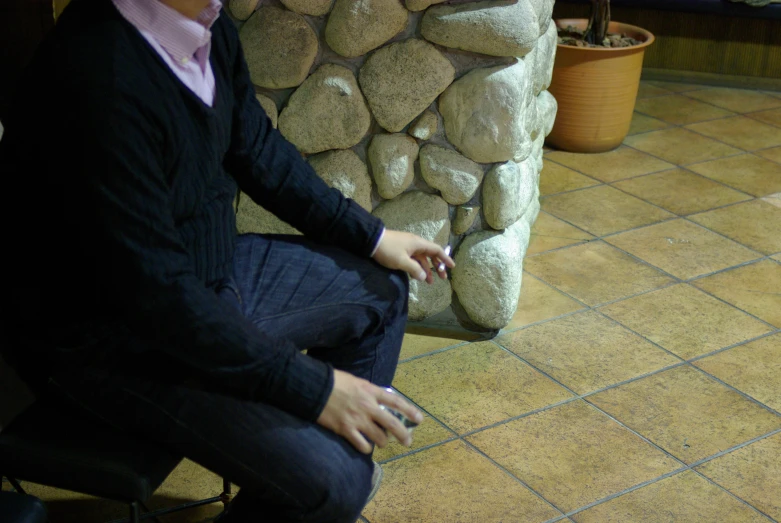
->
[71, 87, 334, 422]
[222, 23, 385, 258]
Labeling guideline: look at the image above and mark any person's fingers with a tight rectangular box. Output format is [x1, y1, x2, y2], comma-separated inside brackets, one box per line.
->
[411, 240, 455, 269]
[413, 254, 433, 284]
[346, 428, 373, 455]
[378, 388, 423, 425]
[361, 417, 390, 448]
[375, 408, 412, 446]
[396, 253, 427, 281]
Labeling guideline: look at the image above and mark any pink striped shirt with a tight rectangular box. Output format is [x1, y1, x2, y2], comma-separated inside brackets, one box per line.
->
[112, 0, 222, 107]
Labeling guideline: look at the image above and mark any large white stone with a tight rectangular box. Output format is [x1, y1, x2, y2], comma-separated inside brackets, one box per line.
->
[452, 205, 480, 235]
[280, 0, 334, 16]
[409, 276, 452, 321]
[278, 64, 371, 154]
[483, 160, 535, 230]
[537, 89, 558, 137]
[408, 110, 438, 141]
[308, 150, 373, 211]
[419, 145, 484, 205]
[239, 7, 318, 89]
[522, 185, 541, 227]
[372, 191, 450, 246]
[255, 94, 278, 129]
[325, 0, 409, 58]
[420, 0, 539, 58]
[359, 39, 455, 133]
[236, 193, 302, 236]
[229, 0, 260, 20]
[368, 134, 419, 199]
[539, 21, 558, 93]
[531, 131, 545, 174]
[405, 0, 446, 11]
[532, 0, 555, 36]
[439, 61, 533, 164]
[452, 221, 530, 329]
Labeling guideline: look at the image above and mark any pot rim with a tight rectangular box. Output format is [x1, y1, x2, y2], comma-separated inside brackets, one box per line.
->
[555, 18, 656, 51]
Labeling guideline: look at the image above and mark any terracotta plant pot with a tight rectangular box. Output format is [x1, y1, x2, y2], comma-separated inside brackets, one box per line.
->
[546, 19, 655, 153]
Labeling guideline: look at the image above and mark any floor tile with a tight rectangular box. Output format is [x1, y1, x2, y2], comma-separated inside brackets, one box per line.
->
[527, 211, 595, 255]
[624, 128, 741, 165]
[364, 441, 561, 523]
[507, 273, 586, 329]
[748, 107, 781, 128]
[645, 81, 707, 93]
[687, 154, 781, 197]
[696, 433, 781, 521]
[467, 401, 680, 512]
[755, 145, 781, 163]
[636, 82, 673, 99]
[498, 311, 679, 395]
[774, 254, 781, 262]
[689, 200, 781, 254]
[763, 191, 781, 208]
[373, 415, 456, 463]
[541, 185, 674, 237]
[612, 168, 752, 215]
[589, 366, 781, 463]
[524, 242, 675, 306]
[694, 334, 781, 412]
[685, 87, 781, 113]
[393, 342, 572, 433]
[400, 333, 463, 360]
[545, 146, 675, 182]
[539, 159, 599, 196]
[599, 284, 772, 359]
[572, 470, 768, 523]
[686, 115, 781, 150]
[634, 94, 734, 125]
[605, 219, 760, 280]
[628, 112, 670, 135]
[693, 260, 781, 327]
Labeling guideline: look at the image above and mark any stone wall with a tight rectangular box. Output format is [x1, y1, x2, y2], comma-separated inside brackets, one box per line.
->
[231, 0, 558, 331]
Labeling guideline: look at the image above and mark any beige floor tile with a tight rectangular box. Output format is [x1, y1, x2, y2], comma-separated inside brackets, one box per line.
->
[689, 200, 781, 254]
[687, 154, 781, 197]
[686, 115, 781, 150]
[524, 242, 675, 306]
[624, 128, 741, 165]
[400, 333, 463, 360]
[628, 112, 670, 135]
[696, 433, 781, 521]
[748, 107, 781, 128]
[467, 401, 680, 512]
[507, 273, 586, 330]
[605, 219, 760, 280]
[541, 185, 674, 237]
[545, 146, 675, 182]
[685, 87, 781, 113]
[634, 94, 734, 125]
[363, 441, 561, 523]
[646, 81, 708, 93]
[590, 366, 781, 464]
[539, 159, 599, 196]
[599, 284, 771, 359]
[393, 342, 572, 433]
[774, 254, 781, 262]
[763, 191, 781, 208]
[498, 311, 679, 394]
[373, 415, 456, 463]
[527, 211, 595, 255]
[693, 260, 781, 327]
[755, 145, 781, 163]
[572, 470, 768, 523]
[637, 82, 673, 99]
[613, 168, 752, 215]
[694, 334, 781, 412]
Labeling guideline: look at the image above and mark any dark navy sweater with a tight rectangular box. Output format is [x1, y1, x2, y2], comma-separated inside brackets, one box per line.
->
[0, 0, 384, 421]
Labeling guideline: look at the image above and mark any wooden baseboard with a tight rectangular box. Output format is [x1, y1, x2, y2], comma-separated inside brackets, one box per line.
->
[642, 68, 781, 91]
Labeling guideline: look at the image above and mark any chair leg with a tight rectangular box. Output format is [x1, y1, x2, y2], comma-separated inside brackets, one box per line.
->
[129, 501, 140, 523]
[6, 477, 26, 495]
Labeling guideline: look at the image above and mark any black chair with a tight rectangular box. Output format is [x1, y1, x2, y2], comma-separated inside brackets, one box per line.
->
[0, 490, 48, 523]
[0, 395, 231, 523]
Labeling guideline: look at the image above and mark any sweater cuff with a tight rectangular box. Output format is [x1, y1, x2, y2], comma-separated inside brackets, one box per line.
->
[370, 227, 385, 258]
[272, 350, 335, 422]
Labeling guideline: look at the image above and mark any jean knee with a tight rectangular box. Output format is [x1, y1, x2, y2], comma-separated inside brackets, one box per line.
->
[309, 457, 373, 523]
[386, 269, 410, 318]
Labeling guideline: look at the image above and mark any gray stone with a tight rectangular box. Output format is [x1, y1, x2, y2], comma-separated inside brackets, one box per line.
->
[308, 150, 373, 211]
[368, 134, 419, 199]
[452, 221, 530, 329]
[325, 0, 409, 58]
[236, 193, 302, 236]
[255, 94, 278, 129]
[359, 39, 455, 133]
[229, 0, 260, 20]
[409, 276, 452, 321]
[405, 0, 446, 11]
[278, 64, 371, 154]
[280, 0, 335, 16]
[537, 89, 558, 137]
[483, 160, 536, 230]
[439, 61, 532, 164]
[521, 185, 541, 227]
[537, 21, 558, 93]
[421, 0, 539, 58]
[532, 0, 554, 36]
[408, 110, 438, 141]
[372, 191, 450, 246]
[419, 145, 483, 205]
[531, 131, 545, 174]
[239, 7, 318, 89]
[452, 206, 480, 235]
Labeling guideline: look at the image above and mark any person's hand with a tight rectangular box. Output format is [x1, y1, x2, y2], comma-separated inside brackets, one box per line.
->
[372, 230, 455, 284]
[317, 369, 424, 454]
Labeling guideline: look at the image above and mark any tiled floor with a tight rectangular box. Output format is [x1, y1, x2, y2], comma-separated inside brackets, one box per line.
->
[4, 83, 781, 522]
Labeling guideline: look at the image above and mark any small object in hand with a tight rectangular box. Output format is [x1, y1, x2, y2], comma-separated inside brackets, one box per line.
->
[437, 245, 452, 273]
[379, 388, 420, 443]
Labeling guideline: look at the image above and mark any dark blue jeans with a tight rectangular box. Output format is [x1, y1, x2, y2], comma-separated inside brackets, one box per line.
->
[50, 234, 409, 523]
